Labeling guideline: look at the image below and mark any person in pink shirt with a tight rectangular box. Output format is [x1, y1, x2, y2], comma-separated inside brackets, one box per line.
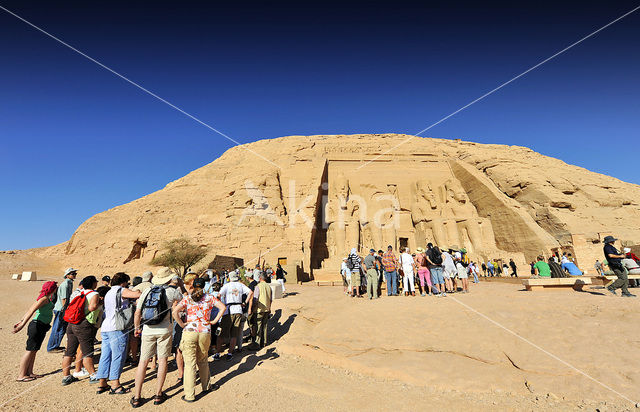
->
[414, 248, 432, 296]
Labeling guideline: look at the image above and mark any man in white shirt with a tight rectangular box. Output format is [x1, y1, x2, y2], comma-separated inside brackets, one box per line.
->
[400, 248, 415, 296]
[215, 271, 253, 360]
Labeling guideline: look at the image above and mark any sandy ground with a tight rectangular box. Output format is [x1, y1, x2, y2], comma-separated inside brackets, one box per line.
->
[1, 276, 639, 411]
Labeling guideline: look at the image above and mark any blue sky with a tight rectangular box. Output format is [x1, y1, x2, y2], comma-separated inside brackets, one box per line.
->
[1, 1, 639, 250]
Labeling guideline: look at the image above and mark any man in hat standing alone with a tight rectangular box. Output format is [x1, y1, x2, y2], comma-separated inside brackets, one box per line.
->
[603, 235, 636, 297]
[47, 268, 77, 352]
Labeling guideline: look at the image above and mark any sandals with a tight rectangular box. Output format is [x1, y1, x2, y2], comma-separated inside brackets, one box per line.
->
[96, 386, 110, 394]
[130, 397, 141, 408]
[109, 385, 130, 395]
[16, 377, 36, 382]
[153, 393, 167, 405]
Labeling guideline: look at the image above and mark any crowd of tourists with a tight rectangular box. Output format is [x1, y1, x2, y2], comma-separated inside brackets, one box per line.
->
[12, 264, 279, 406]
[339, 235, 640, 299]
[340, 243, 518, 299]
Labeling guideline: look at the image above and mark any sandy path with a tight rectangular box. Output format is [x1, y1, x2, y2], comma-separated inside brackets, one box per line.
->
[1, 278, 638, 411]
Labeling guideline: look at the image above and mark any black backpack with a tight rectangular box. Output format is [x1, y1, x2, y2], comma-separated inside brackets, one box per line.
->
[141, 286, 168, 325]
[430, 248, 443, 265]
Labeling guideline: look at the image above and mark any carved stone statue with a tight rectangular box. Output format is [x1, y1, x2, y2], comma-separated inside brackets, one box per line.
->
[325, 172, 350, 258]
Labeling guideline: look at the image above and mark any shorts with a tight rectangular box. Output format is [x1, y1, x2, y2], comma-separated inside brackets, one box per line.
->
[64, 320, 96, 357]
[351, 271, 361, 287]
[443, 268, 455, 279]
[26, 320, 51, 351]
[220, 314, 232, 341]
[230, 313, 243, 337]
[140, 332, 172, 360]
[430, 267, 444, 284]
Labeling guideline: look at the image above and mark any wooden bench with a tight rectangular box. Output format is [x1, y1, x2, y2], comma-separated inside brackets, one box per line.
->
[522, 277, 592, 291]
[597, 274, 640, 288]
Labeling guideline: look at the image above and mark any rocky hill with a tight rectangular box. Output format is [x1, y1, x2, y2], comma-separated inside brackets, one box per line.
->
[12, 134, 640, 279]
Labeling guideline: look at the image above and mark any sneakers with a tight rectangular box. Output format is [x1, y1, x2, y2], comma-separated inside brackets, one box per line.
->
[225, 353, 233, 361]
[213, 353, 221, 360]
[89, 374, 99, 384]
[421, 293, 426, 297]
[72, 368, 89, 378]
[442, 292, 447, 297]
[605, 287, 617, 296]
[622, 292, 637, 298]
[61, 375, 79, 386]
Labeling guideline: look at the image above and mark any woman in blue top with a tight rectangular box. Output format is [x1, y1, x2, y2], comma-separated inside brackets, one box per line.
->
[13, 281, 58, 382]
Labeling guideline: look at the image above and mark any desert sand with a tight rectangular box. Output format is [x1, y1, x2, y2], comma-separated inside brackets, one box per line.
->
[2, 276, 639, 411]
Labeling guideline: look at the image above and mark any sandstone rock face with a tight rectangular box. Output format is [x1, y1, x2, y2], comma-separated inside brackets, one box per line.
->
[31, 134, 640, 278]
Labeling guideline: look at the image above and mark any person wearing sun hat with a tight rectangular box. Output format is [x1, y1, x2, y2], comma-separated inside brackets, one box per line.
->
[47, 268, 78, 352]
[603, 235, 635, 297]
[215, 271, 253, 360]
[130, 267, 184, 407]
[133, 271, 154, 294]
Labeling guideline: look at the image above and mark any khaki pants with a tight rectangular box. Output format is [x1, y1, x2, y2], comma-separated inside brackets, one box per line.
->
[256, 311, 270, 348]
[366, 269, 379, 298]
[180, 331, 211, 401]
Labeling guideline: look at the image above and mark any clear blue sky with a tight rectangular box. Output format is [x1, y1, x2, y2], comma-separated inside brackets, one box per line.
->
[1, 1, 639, 250]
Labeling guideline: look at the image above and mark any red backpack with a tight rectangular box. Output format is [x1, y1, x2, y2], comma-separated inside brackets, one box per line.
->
[63, 291, 89, 325]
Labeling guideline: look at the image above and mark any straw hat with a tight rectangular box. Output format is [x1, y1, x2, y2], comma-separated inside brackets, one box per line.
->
[416, 247, 424, 253]
[152, 267, 175, 285]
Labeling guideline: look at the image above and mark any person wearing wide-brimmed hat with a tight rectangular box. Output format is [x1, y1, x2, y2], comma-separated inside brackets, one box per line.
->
[47, 268, 78, 352]
[603, 235, 635, 297]
[130, 268, 184, 407]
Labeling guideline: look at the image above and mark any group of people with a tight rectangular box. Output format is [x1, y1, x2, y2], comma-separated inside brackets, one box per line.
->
[340, 243, 492, 299]
[528, 251, 584, 278]
[13, 265, 276, 406]
[480, 259, 518, 277]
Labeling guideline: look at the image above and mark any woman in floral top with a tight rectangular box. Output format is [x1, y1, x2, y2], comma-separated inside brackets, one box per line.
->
[172, 277, 225, 402]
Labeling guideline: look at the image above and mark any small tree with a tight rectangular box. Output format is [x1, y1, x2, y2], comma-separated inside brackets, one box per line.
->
[151, 237, 209, 277]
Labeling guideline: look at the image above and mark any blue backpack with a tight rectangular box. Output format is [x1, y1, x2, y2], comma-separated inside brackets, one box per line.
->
[141, 286, 168, 325]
